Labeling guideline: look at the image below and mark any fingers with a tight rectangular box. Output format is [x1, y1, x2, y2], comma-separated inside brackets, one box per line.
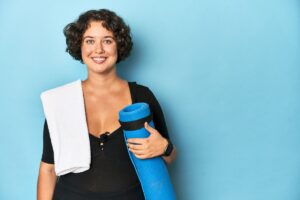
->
[127, 143, 145, 150]
[129, 148, 153, 159]
[129, 149, 145, 156]
[134, 154, 148, 159]
[144, 122, 157, 134]
[126, 122, 158, 145]
[127, 138, 148, 144]
[126, 122, 161, 160]
[127, 142, 152, 159]
[128, 145, 146, 159]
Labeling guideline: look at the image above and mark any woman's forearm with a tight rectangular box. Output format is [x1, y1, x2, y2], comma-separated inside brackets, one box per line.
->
[162, 146, 177, 165]
[37, 162, 57, 200]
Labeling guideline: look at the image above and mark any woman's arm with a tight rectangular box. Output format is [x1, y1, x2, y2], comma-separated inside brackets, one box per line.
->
[37, 161, 57, 200]
[129, 85, 177, 164]
[127, 122, 177, 164]
[162, 146, 177, 165]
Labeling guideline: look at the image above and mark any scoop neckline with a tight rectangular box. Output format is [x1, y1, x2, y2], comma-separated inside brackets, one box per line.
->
[88, 126, 122, 139]
[85, 81, 136, 139]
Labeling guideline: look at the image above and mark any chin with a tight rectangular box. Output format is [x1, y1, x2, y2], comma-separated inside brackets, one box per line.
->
[90, 64, 115, 74]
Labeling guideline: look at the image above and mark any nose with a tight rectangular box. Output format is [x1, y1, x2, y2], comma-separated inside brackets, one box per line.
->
[95, 41, 104, 53]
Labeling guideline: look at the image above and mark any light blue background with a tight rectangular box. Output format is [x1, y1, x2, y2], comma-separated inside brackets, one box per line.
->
[1, 0, 300, 199]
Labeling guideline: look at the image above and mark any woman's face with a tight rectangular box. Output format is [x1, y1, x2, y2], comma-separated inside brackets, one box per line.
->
[81, 21, 118, 74]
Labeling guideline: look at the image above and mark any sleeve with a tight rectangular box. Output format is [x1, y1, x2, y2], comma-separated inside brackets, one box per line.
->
[41, 119, 55, 164]
[143, 87, 171, 140]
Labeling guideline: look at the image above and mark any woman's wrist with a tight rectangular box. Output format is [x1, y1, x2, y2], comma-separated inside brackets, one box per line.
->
[161, 138, 174, 157]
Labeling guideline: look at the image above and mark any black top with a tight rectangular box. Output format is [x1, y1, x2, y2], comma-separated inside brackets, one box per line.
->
[41, 82, 170, 198]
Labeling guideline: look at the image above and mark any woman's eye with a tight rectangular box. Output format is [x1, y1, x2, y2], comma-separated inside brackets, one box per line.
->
[85, 39, 94, 44]
[103, 39, 113, 44]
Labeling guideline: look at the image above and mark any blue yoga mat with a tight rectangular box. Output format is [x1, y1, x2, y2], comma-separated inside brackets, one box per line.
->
[119, 103, 176, 200]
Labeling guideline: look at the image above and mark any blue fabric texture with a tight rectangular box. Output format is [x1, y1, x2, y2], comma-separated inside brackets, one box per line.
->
[119, 103, 176, 200]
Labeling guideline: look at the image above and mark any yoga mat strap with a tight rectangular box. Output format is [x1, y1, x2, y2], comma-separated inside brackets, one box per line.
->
[119, 113, 153, 131]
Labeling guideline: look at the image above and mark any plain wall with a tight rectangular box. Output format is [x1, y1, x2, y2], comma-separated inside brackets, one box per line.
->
[0, 0, 300, 199]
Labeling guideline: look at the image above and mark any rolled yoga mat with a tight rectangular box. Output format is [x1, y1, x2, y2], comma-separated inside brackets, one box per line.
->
[119, 103, 176, 200]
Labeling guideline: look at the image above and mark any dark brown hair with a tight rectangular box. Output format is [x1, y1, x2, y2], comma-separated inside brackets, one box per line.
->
[63, 9, 133, 63]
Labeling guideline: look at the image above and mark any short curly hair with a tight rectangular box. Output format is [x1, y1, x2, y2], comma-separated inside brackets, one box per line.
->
[63, 9, 133, 63]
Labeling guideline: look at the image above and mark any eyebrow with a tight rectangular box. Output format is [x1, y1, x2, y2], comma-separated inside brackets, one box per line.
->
[83, 36, 114, 40]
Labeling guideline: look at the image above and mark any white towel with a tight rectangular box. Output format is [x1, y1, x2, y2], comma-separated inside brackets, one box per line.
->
[40, 79, 91, 176]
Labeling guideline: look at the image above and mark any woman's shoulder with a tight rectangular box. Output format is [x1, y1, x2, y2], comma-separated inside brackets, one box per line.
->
[129, 81, 153, 94]
[129, 81, 156, 103]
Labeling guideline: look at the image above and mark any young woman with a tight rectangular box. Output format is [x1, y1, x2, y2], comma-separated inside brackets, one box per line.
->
[37, 9, 176, 200]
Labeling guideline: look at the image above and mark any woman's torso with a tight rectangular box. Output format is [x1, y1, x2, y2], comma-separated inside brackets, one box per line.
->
[52, 81, 145, 199]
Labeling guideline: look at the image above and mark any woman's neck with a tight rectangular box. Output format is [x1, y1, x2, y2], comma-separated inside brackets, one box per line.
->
[82, 69, 125, 95]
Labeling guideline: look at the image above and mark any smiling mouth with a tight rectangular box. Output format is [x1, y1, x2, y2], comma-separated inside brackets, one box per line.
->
[92, 57, 107, 64]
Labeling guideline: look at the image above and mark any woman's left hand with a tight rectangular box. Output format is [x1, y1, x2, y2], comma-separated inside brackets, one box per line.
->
[127, 122, 168, 159]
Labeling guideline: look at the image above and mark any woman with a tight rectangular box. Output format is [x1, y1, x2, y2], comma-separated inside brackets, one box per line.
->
[37, 9, 176, 200]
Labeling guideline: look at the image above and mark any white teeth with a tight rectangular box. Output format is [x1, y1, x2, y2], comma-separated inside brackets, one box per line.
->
[92, 57, 106, 62]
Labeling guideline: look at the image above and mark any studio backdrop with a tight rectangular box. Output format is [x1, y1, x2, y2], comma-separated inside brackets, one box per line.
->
[0, 0, 300, 199]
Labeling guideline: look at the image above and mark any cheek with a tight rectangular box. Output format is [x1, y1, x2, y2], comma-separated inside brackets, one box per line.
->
[81, 45, 93, 56]
[105, 44, 118, 56]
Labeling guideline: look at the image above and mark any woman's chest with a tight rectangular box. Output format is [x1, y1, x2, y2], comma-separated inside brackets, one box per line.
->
[84, 93, 131, 136]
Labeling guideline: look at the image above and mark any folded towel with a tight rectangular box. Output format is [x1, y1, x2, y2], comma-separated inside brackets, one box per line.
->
[40, 79, 91, 176]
